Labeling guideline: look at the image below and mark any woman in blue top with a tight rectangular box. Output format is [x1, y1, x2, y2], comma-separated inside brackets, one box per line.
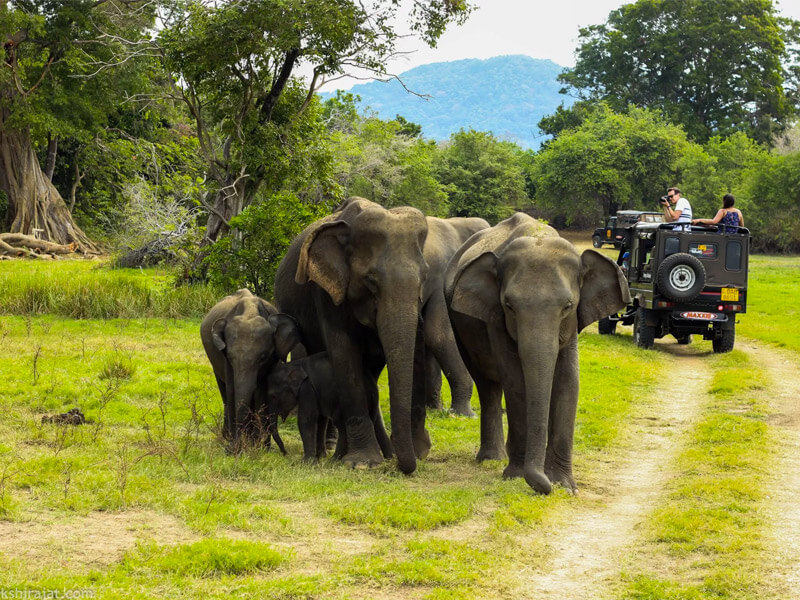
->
[692, 194, 744, 233]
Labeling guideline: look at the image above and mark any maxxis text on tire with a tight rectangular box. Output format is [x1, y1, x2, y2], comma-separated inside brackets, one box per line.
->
[633, 307, 655, 349]
[656, 253, 706, 302]
[598, 316, 617, 335]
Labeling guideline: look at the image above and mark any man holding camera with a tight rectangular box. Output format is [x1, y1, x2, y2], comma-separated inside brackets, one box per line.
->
[661, 187, 692, 231]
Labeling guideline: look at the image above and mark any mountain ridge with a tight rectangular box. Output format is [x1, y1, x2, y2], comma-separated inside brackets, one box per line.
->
[321, 55, 573, 149]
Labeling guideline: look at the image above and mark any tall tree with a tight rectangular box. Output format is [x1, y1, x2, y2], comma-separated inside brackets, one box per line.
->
[156, 0, 471, 244]
[0, 0, 154, 252]
[435, 129, 528, 223]
[559, 0, 800, 144]
[530, 106, 689, 223]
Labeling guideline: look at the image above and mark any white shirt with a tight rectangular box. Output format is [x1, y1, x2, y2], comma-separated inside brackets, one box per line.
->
[672, 197, 692, 231]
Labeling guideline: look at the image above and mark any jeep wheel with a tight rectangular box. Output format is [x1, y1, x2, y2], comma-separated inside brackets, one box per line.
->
[675, 334, 692, 345]
[592, 235, 603, 248]
[713, 322, 735, 353]
[633, 308, 655, 349]
[656, 253, 706, 302]
[598, 317, 616, 335]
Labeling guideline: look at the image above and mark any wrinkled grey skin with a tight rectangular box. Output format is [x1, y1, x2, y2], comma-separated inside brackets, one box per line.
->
[275, 197, 430, 474]
[200, 289, 301, 450]
[444, 213, 631, 494]
[263, 352, 346, 461]
[422, 216, 489, 415]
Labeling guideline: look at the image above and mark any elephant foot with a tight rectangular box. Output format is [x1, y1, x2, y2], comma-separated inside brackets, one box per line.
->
[425, 395, 443, 411]
[413, 430, 431, 460]
[546, 466, 578, 495]
[449, 403, 476, 417]
[502, 463, 525, 479]
[476, 445, 507, 462]
[524, 467, 553, 495]
[342, 448, 383, 469]
[303, 455, 320, 464]
[342, 416, 383, 469]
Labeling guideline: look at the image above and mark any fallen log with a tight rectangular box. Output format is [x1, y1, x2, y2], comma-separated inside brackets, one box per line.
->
[0, 233, 77, 254]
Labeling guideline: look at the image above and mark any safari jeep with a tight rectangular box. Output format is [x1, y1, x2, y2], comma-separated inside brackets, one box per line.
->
[598, 221, 750, 353]
[592, 210, 664, 248]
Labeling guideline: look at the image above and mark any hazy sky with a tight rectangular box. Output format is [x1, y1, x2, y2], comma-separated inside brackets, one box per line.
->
[318, 0, 800, 91]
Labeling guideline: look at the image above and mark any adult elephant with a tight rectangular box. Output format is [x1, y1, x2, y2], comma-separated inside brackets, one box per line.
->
[274, 197, 430, 474]
[200, 289, 301, 449]
[422, 216, 489, 415]
[444, 213, 630, 494]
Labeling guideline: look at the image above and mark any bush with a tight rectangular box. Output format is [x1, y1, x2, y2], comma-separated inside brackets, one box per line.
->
[205, 192, 332, 300]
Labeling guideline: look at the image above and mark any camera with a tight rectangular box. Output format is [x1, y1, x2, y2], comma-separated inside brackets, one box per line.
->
[659, 195, 669, 205]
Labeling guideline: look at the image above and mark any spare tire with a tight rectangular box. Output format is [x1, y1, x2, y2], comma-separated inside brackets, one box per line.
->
[656, 253, 706, 302]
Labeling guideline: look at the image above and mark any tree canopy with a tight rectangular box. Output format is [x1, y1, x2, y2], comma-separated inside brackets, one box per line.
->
[559, 0, 800, 144]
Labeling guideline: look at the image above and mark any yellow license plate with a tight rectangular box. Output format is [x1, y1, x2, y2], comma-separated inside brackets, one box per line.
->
[721, 288, 739, 301]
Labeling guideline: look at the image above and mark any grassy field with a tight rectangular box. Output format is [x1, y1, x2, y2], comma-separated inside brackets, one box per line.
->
[0, 252, 798, 599]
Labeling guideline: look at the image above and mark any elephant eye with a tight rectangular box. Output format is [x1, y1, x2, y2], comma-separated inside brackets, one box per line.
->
[364, 273, 379, 294]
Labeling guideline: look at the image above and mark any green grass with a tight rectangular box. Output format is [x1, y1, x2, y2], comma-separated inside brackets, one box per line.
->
[0, 301, 658, 598]
[617, 351, 772, 600]
[738, 254, 800, 354]
[0, 259, 219, 318]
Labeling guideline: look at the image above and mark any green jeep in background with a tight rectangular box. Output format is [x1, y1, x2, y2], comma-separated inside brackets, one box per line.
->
[598, 220, 750, 353]
[592, 210, 664, 248]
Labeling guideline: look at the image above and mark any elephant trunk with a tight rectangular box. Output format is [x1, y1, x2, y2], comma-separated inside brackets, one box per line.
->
[518, 325, 560, 495]
[378, 302, 420, 475]
[269, 415, 287, 455]
[231, 369, 258, 447]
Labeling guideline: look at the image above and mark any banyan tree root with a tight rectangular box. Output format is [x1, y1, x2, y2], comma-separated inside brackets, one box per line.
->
[0, 233, 78, 257]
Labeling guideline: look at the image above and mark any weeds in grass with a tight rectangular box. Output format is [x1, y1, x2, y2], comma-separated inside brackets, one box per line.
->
[30, 343, 42, 385]
[125, 539, 291, 577]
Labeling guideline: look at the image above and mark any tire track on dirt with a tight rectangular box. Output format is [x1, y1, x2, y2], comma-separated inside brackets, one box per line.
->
[738, 339, 800, 597]
[518, 342, 710, 600]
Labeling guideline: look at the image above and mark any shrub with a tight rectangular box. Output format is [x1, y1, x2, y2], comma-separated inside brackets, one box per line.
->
[205, 192, 331, 300]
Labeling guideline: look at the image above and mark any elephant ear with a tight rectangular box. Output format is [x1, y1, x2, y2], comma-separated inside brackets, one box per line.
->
[211, 318, 227, 352]
[295, 221, 350, 305]
[577, 249, 632, 332]
[286, 366, 307, 398]
[269, 314, 302, 360]
[450, 252, 503, 324]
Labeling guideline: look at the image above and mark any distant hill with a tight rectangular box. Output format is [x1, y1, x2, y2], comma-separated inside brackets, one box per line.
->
[321, 55, 573, 149]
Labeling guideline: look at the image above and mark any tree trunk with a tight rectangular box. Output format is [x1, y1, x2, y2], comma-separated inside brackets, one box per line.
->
[0, 117, 97, 253]
[44, 133, 58, 181]
[203, 172, 260, 244]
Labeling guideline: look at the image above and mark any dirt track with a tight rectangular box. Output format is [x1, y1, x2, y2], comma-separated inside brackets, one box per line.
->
[519, 336, 800, 599]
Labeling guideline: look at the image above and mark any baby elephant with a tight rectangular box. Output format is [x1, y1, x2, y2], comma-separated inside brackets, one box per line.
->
[264, 353, 341, 461]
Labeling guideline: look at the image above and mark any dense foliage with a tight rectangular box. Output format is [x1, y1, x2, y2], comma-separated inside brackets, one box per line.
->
[559, 0, 800, 144]
[2, 0, 800, 271]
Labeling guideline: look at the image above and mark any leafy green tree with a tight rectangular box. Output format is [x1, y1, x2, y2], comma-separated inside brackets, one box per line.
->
[0, 0, 155, 251]
[530, 106, 689, 224]
[679, 132, 769, 219]
[327, 100, 447, 216]
[560, 0, 800, 144]
[157, 0, 471, 244]
[205, 192, 331, 299]
[743, 151, 800, 251]
[435, 129, 528, 223]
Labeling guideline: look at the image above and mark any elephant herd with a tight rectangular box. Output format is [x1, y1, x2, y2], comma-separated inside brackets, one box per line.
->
[200, 198, 630, 494]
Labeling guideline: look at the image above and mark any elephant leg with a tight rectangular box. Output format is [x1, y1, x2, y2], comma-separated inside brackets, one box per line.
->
[411, 319, 431, 460]
[215, 377, 231, 439]
[325, 420, 338, 452]
[474, 375, 506, 462]
[424, 351, 443, 410]
[332, 417, 347, 459]
[424, 296, 475, 416]
[298, 385, 320, 461]
[326, 331, 383, 468]
[545, 340, 579, 494]
[315, 416, 329, 459]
